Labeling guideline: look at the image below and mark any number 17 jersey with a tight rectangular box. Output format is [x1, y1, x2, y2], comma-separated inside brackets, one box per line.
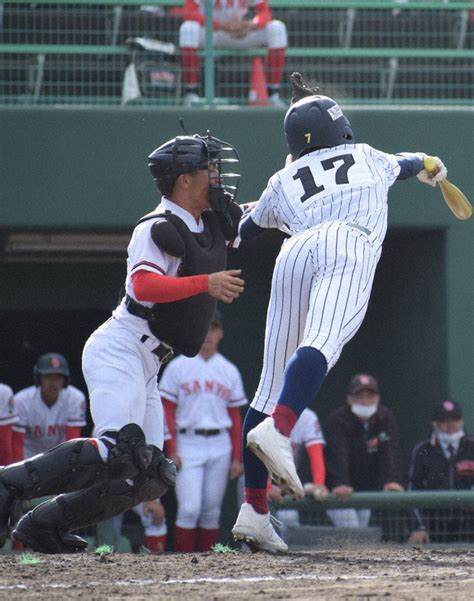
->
[251, 143, 401, 249]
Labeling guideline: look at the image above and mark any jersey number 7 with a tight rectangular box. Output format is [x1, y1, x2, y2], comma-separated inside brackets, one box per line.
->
[293, 153, 355, 202]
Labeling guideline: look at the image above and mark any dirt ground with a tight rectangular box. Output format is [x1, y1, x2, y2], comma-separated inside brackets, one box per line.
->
[0, 546, 472, 600]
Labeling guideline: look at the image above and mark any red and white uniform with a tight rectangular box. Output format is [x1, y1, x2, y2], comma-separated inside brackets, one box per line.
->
[13, 385, 86, 459]
[0, 383, 17, 465]
[160, 351, 247, 551]
[82, 198, 198, 450]
[179, 0, 287, 88]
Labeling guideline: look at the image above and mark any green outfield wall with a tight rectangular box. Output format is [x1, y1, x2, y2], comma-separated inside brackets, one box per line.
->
[0, 107, 473, 462]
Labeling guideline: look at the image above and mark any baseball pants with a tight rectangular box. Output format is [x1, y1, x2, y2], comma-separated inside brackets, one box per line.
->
[251, 221, 381, 415]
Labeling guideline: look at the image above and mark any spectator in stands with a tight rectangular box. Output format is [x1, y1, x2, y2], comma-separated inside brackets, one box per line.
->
[179, 1, 287, 107]
[324, 374, 404, 528]
[0, 383, 17, 467]
[268, 407, 328, 540]
[408, 399, 474, 544]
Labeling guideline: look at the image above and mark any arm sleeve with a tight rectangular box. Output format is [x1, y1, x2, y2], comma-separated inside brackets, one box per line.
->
[66, 426, 82, 440]
[323, 416, 351, 488]
[227, 406, 242, 462]
[239, 216, 266, 240]
[132, 270, 209, 303]
[253, 1, 272, 28]
[162, 398, 177, 455]
[395, 152, 425, 180]
[183, 0, 223, 29]
[0, 425, 13, 465]
[12, 429, 24, 462]
[306, 442, 326, 486]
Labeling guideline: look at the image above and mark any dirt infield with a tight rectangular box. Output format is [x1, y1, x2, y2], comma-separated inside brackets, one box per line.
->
[0, 546, 472, 600]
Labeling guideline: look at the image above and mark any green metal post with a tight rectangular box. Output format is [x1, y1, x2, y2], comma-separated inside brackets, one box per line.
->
[203, 0, 215, 107]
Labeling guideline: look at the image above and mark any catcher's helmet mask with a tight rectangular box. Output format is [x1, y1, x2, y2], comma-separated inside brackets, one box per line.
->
[148, 133, 240, 215]
[284, 94, 354, 159]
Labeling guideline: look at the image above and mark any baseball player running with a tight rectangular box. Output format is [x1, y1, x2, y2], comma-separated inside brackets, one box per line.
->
[12, 353, 86, 461]
[232, 72, 448, 552]
[161, 310, 248, 552]
[0, 131, 244, 553]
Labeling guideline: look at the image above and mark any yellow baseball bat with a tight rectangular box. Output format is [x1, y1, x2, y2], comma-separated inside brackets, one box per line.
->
[424, 156, 472, 221]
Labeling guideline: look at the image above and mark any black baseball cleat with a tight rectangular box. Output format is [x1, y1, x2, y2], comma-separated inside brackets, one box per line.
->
[12, 507, 88, 554]
[0, 479, 16, 548]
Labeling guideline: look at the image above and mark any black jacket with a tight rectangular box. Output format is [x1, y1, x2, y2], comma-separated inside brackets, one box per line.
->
[324, 403, 402, 491]
[407, 434, 474, 539]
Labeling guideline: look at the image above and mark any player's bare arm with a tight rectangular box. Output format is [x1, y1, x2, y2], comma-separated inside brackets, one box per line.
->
[208, 269, 245, 304]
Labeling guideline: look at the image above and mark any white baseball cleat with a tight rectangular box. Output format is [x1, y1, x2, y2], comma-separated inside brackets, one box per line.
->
[232, 503, 288, 553]
[247, 417, 305, 500]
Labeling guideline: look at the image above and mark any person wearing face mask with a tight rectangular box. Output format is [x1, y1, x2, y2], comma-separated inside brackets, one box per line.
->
[324, 373, 404, 528]
[408, 399, 474, 544]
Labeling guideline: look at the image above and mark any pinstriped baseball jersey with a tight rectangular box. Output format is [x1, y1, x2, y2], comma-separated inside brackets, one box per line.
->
[247, 144, 401, 415]
[250, 143, 400, 249]
[0, 383, 17, 427]
[13, 385, 86, 458]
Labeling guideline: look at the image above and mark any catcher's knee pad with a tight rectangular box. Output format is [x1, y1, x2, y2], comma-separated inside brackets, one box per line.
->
[267, 20, 288, 49]
[179, 20, 200, 48]
[134, 448, 177, 502]
[0, 438, 106, 501]
[101, 423, 157, 480]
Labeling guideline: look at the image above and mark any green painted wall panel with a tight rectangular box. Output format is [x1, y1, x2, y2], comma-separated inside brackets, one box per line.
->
[1, 107, 472, 228]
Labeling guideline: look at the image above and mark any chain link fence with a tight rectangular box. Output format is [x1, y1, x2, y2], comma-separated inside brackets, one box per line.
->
[0, 1, 473, 106]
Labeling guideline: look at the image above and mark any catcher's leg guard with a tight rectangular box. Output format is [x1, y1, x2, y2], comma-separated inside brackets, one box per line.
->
[13, 448, 176, 555]
[0, 423, 154, 545]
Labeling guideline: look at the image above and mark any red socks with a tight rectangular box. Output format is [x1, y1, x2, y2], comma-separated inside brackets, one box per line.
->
[196, 528, 219, 552]
[244, 487, 269, 514]
[272, 404, 298, 438]
[174, 526, 196, 552]
[145, 535, 166, 553]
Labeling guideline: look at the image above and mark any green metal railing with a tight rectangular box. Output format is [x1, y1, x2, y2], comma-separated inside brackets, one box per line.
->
[280, 490, 474, 510]
[1, 1, 473, 106]
[277, 490, 474, 545]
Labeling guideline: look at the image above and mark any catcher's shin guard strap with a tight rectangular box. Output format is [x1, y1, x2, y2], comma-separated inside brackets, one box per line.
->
[0, 438, 106, 500]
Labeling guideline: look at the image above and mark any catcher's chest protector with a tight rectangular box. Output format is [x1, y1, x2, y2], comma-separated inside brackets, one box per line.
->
[142, 211, 227, 356]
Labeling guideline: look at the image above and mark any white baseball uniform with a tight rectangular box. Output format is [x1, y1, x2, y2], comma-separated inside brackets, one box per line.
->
[276, 408, 325, 534]
[244, 143, 400, 415]
[0, 383, 17, 465]
[160, 352, 248, 530]
[13, 385, 86, 459]
[82, 198, 202, 449]
[0, 383, 17, 428]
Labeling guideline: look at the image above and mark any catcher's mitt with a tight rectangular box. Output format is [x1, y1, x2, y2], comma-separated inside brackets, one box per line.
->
[290, 72, 320, 105]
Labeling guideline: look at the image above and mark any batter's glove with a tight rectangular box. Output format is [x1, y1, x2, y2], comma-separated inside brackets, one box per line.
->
[416, 154, 447, 187]
[290, 72, 320, 105]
